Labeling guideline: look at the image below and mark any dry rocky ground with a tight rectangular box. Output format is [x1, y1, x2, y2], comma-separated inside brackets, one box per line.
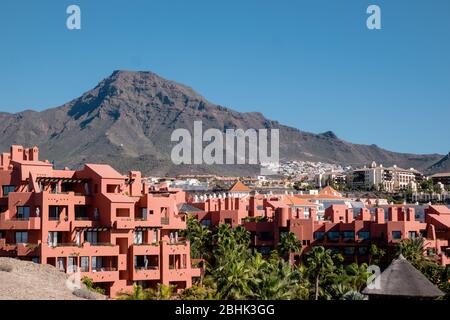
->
[0, 257, 107, 300]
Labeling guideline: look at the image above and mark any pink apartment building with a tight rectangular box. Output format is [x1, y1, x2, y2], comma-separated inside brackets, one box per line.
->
[0, 145, 201, 297]
[189, 185, 450, 266]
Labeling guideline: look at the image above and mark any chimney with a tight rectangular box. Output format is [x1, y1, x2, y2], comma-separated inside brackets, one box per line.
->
[388, 207, 398, 222]
[346, 209, 354, 223]
[360, 208, 371, 221]
[128, 171, 142, 197]
[407, 208, 415, 221]
[375, 208, 385, 223]
[310, 208, 317, 221]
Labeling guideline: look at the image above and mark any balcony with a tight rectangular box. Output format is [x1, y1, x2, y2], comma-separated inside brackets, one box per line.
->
[160, 215, 186, 229]
[131, 243, 160, 256]
[115, 218, 156, 229]
[43, 242, 119, 257]
[132, 266, 160, 281]
[0, 214, 41, 230]
[84, 268, 119, 283]
[0, 240, 18, 256]
[71, 216, 99, 229]
[167, 268, 191, 282]
[17, 243, 40, 256]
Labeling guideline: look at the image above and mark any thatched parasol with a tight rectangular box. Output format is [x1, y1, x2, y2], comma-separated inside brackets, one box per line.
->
[362, 255, 444, 299]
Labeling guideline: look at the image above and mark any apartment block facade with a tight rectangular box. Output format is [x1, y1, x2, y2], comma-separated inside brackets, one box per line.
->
[351, 161, 423, 192]
[189, 187, 450, 266]
[0, 145, 201, 297]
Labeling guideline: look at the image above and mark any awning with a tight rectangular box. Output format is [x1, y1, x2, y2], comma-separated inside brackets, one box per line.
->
[36, 177, 90, 183]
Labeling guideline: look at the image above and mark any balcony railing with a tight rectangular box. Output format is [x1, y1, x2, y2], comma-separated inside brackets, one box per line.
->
[161, 217, 170, 225]
[75, 216, 90, 221]
[51, 243, 82, 247]
[134, 266, 159, 271]
[10, 217, 31, 221]
[90, 242, 115, 247]
[92, 267, 118, 272]
[134, 242, 159, 246]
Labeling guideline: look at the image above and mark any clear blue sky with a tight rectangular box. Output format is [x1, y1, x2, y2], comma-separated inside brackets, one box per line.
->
[0, 0, 449, 154]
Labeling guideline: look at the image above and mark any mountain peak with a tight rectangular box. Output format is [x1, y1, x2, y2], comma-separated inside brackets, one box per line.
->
[319, 131, 338, 139]
[0, 70, 443, 176]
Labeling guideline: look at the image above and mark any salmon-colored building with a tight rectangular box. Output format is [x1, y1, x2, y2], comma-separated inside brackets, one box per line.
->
[189, 185, 450, 266]
[0, 145, 201, 297]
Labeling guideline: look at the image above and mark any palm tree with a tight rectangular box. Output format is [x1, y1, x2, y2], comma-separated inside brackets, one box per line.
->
[117, 284, 145, 300]
[144, 283, 175, 300]
[214, 258, 254, 299]
[184, 215, 211, 260]
[345, 263, 370, 292]
[368, 244, 385, 266]
[341, 291, 368, 300]
[306, 246, 335, 300]
[278, 232, 302, 260]
[399, 237, 429, 267]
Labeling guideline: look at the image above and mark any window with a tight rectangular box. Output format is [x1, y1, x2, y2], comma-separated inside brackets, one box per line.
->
[392, 231, 402, 240]
[314, 232, 325, 240]
[358, 231, 371, 241]
[106, 184, 119, 193]
[68, 257, 77, 273]
[84, 231, 98, 244]
[151, 230, 158, 243]
[201, 219, 211, 227]
[80, 257, 89, 272]
[49, 206, 62, 220]
[327, 231, 340, 242]
[256, 205, 264, 210]
[358, 247, 368, 256]
[75, 206, 88, 220]
[224, 218, 232, 225]
[169, 231, 179, 244]
[48, 231, 58, 247]
[408, 231, 417, 239]
[2, 185, 15, 197]
[16, 206, 30, 219]
[57, 257, 66, 272]
[15, 231, 28, 244]
[343, 231, 355, 242]
[258, 232, 273, 241]
[50, 183, 58, 194]
[134, 230, 144, 245]
[116, 208, 130, 218]
[141, 208, 148, 220]
[344, 247, 355, 255]
[92, 256, 103, 271]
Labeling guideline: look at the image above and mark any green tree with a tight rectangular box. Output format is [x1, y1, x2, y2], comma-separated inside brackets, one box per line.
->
[117, 284, 145, 300]
[368, 244, 386, 266]
[305, 246, 335, 300]
[278, 232, 302, 260]
[399, 237, 428, 267]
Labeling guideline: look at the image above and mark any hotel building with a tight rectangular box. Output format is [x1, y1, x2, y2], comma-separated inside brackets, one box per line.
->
[0, 145, 201, 297]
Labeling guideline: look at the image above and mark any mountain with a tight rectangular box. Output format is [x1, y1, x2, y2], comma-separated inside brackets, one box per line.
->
[427, 152, 450, 174]
[0, 70, 444, 176]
